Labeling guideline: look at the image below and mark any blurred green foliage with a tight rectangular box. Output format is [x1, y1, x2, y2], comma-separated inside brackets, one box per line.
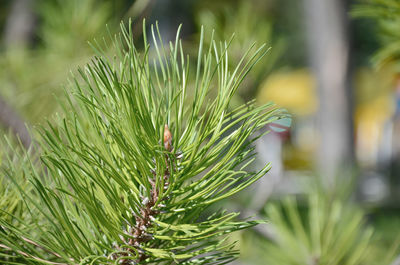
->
[195, 0, 285, 104]
[0, 138, 39, 263]
[353, 0, 400, 69]
[0, 0, 116, 124]
[241, 192, 399, 265]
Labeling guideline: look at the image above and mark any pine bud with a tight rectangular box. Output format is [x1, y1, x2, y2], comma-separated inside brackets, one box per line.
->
[164, 124, 172, 151]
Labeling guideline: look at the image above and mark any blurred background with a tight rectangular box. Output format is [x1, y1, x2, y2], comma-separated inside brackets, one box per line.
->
[0, 0, 399, 264]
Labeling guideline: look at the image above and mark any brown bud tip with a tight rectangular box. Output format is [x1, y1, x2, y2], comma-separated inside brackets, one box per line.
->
[164, 124, 172, 151]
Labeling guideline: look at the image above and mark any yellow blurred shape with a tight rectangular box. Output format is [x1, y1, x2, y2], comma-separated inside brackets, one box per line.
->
[355, 66, 395, 105]
[353, 66, 396, 164]
[354, 66, 396, 140]
[257, 69, 317, 116]
[355, 96, 394, 129]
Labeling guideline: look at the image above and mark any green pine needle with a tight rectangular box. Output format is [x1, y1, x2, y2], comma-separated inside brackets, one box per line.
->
[1, 20, 287, 265]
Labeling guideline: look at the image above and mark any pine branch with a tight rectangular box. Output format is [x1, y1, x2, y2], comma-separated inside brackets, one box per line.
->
[0, 20, 287, 265]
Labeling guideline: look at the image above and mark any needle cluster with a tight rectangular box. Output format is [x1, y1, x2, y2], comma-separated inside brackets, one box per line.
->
[0, 20, 286, 265]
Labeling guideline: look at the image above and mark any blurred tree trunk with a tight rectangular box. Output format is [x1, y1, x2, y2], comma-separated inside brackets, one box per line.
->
[303, 0, 355, 186]
[0, 96, 31, 149]
[1, 0, 36, 149]
[3, 0, 36, 48]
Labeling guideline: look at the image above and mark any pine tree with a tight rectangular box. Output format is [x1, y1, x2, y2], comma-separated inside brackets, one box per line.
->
[0, 21, 286, 265]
